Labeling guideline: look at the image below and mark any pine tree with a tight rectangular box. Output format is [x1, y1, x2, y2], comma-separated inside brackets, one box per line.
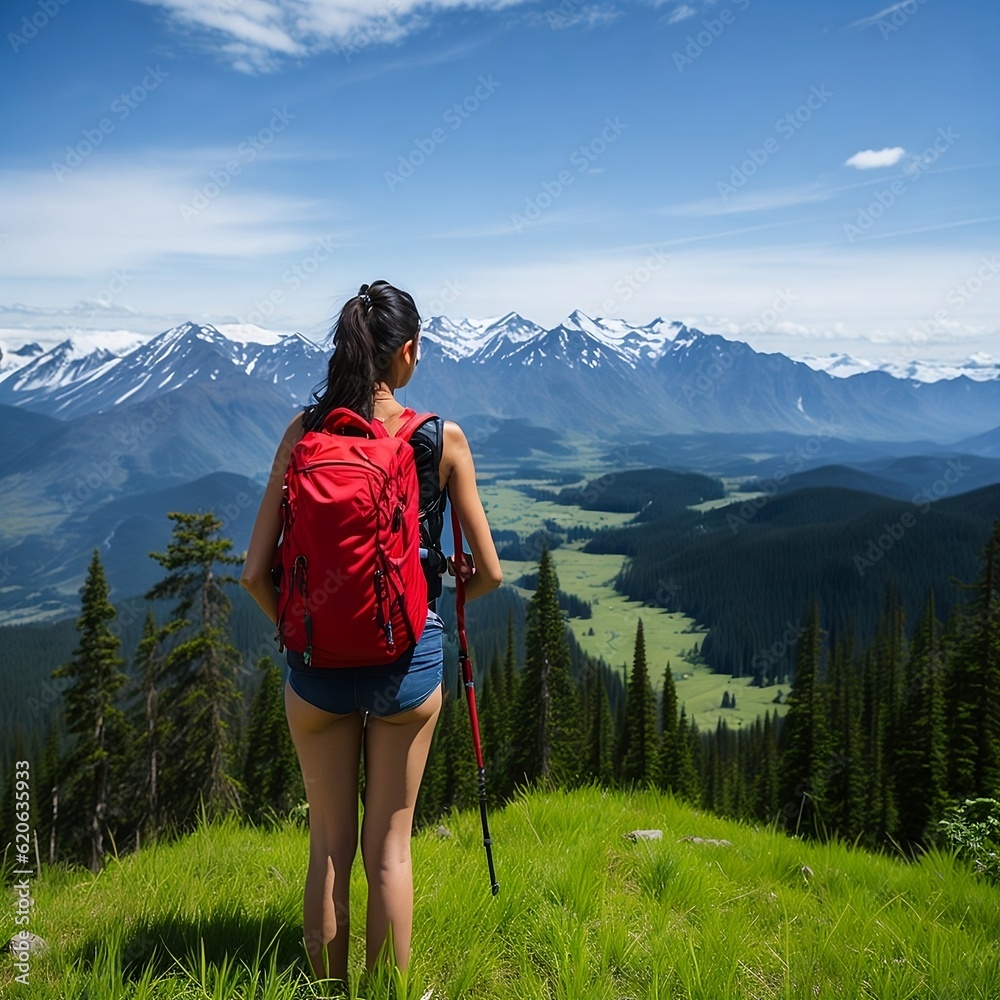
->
[52, 550, 130, 872]
[861, 590, 905, 842]
[146, 511, 244, 828]
[443, 681, 477, 811]
[243, 656, 304, 822]
[502, 612, 519, 706]
[824, 630, 865, 843]
[778, 601, 830, 838]
[509, 548, 580, 787]
[582, 662, 616, 786]
[480, 651, 506, 807]
[657, 660, 680, 792]
[946, 519, 1000, 800]
[132, 608, 166, 843]
[621, 619, 659, 786]
[895, 593, 949, 848]
[755, 711, 780, 822]
[38, 724, 62, 865]
[674, 706, 701, 804]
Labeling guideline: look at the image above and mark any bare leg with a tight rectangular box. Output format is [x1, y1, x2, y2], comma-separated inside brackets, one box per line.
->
[360, 684, 442, 971]
[284, 680, 364, 981]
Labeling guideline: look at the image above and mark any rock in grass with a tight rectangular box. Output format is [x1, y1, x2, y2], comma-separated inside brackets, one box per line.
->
[435, 825, 453, 839]
[677, 835, 732, 847]
[6, 932, 48, 955]
[624, 829, 663, 841]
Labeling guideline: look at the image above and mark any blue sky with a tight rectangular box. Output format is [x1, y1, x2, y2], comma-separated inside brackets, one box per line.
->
[1, 0, 998, 365]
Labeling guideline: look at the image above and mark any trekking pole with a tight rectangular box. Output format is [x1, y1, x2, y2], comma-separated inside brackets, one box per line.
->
[450, 501, 500, 897]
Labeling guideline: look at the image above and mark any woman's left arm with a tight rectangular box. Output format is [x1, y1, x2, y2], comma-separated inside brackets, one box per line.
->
[241, 412, 304, 624]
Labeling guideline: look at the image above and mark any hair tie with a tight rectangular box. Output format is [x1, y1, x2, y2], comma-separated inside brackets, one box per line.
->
[358, 284, 372, 310]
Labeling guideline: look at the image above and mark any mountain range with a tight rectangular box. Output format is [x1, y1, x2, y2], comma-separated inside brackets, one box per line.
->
[2, 313, 999, 442]
[1, 312, 999, 624]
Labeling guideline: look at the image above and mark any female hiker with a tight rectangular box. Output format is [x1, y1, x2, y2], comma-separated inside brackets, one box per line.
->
[240, 279, 503, 983]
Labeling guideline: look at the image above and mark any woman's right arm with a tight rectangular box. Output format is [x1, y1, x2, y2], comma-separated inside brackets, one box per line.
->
[240, 412, 304, 623]
[442, 420, 502, 602]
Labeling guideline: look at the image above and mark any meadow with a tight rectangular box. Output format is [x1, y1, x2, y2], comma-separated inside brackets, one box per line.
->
[3, 785, 997, 998]
[478, 470, 788, 731]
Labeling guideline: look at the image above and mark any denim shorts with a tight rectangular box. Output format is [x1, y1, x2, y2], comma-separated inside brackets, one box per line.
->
[285, 608, 444, 717]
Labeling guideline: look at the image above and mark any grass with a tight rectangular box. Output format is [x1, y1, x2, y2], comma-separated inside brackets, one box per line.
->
[3, 785, 999, 998]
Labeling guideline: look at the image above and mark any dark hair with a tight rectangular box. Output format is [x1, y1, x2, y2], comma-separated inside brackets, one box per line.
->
[303, 280, 420, 429]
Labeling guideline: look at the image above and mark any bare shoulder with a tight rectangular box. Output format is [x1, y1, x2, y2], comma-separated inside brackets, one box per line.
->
[442, 419, 469, 449]
[283, 411, 305, 443]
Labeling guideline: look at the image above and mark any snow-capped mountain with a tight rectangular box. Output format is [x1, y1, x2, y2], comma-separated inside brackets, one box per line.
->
[793, 350, 1000, 383]
[422, 312, 546, 360]
[0, 339, 118, 404]
[0, 322, 326, 417]
[0, 340, 45, 377]
[1, 312, 998, 443]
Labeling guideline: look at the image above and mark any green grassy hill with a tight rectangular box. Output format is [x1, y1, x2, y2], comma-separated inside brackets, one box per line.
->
[3, 786, 998, 999]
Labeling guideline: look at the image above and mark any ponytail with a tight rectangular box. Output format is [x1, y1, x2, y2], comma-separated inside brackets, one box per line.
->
[304, 280, 420, 429]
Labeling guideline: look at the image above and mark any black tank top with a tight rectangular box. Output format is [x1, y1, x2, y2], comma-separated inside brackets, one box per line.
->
[408, 416, 447, 606]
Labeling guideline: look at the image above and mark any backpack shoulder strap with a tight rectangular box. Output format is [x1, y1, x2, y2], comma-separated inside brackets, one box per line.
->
[394, 409, 438, 443]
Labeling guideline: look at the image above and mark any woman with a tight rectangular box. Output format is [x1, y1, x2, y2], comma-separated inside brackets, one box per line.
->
[240, 280, 502, 984]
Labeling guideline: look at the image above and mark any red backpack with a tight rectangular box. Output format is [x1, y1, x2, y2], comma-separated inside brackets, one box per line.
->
[274, 407, 434, 667]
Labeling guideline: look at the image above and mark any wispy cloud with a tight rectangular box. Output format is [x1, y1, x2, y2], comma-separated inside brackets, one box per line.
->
[842, 214, 1000, 242]
[660, 184, 837, 217]
[666, 4, 697, 24]
[847, 2, 915, 30]
[132, 0, 535, 71]
[545, 5, 622, 30]
[845, 147, 906, 169]
[0, 153, 338, 279]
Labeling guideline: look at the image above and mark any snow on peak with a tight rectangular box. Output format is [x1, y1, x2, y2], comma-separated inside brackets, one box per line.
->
[793, 351, 1000, 383]
[0, 338, 119, 392]
[214, 322, 297, 346]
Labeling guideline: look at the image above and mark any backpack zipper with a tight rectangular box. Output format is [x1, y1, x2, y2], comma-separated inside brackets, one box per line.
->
[297, 458, 389, 481]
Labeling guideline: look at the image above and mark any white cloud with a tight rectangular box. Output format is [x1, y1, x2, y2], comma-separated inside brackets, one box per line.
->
[667, 5, 697, 24]
[133, 0, 534, 71]
[0, 152, 339, 280]
[845, 147, 906, 169]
